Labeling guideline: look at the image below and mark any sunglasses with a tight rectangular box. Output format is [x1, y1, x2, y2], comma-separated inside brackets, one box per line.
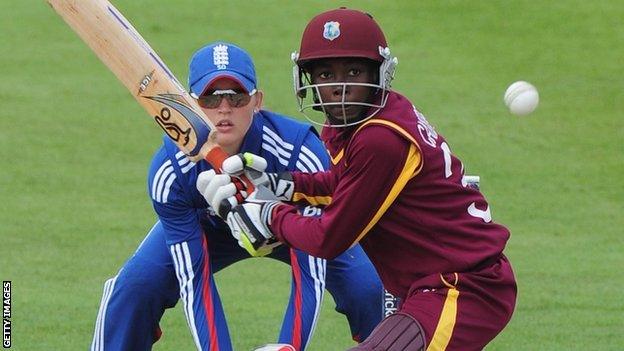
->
[197, 89, 254, 109]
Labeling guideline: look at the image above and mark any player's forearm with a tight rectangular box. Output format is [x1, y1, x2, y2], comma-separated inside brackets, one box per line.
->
[272, 176, 396, 259]
[271, 204, 352, 259]
[289, 170, 337, 206]
[272, 171, 395, 259]
[273, 129, 414, 258]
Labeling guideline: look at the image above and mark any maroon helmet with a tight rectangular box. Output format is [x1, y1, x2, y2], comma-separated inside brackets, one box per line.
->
[297, 8, 388, 64]
[292, 8, 398, 127]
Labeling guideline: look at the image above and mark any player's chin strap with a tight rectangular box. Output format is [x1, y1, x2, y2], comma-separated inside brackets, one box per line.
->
[347, 313, 426, 351]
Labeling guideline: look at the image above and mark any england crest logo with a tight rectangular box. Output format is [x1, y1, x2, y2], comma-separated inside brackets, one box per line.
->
[323, 21, 340, 41]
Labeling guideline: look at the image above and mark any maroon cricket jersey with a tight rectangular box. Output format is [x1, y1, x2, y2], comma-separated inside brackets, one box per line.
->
[272, 91, 511, 298]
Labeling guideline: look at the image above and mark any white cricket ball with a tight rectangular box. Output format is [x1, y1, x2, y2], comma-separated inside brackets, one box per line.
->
[504, 81, 539, 116]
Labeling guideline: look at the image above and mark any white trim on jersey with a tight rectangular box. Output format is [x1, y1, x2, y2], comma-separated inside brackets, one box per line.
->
[263, 126, 294, 151]
[263, 142, 290, 166]
[175, 150, 187, 163]
[152, 160, 176, 203]
[299, 145, 325, 172]
[91, 277, 117, 351]
[151, 151, 195, 204]
[262, 134, 291, 157]
[295, 161, 308, 173]
[170, 242, 202, 350]
[180, 159, 196, 174]
[151, 160, 171, 201]
[292, 141, 326, 347]
[176, 150, 196, 174]
[295, 152, 323, 173]
[305, 256, 326, 347]
[161, 172, 177, 204]
[261, 127, 293, 167]
[151, 152, 196, 204]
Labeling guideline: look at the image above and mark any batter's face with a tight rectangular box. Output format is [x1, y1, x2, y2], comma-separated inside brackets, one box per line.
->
[197, 78, 263, 154]
[307, 58, 377, 123]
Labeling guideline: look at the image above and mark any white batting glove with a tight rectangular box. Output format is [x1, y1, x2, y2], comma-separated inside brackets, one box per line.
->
[226, 190, 283, 257]
[223, 153, 295, 202]
[196, 153, 295, 217]
[222, 152, 269, 186]
[196, 169, 248, 217]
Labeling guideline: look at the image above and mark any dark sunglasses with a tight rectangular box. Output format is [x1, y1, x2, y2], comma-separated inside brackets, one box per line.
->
[197, 89, 254, 109]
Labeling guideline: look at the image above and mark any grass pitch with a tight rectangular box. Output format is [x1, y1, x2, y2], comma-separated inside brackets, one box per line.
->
[1, 1, 622, 350]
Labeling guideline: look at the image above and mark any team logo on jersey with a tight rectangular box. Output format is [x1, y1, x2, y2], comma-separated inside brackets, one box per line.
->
[323, 21, 341, 41]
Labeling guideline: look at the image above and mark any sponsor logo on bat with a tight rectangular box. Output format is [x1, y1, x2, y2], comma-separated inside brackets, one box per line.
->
[139, 71, 154, 94]
[144, 94, 212, 157]
[154, 106, 192, 146]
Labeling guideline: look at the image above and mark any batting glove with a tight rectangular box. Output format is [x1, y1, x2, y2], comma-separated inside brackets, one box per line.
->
[226, 192, 283, 257]
[196, 153, 295, 217]
[196, 169, 248, 217]
[223, 153, 295, 202]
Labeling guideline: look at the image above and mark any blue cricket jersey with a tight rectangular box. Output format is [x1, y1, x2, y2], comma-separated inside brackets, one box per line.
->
[145, 110, 332, 350]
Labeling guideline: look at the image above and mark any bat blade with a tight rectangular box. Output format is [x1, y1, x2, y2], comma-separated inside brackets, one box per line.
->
[46, 0, 226, 165]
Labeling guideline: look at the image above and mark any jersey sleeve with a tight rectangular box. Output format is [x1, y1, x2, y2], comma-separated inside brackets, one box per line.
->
[148, 147, 203, 245]
[272, 126, 421, 259]
[290, 131, 333, 214]
[289, 131, 338, 206]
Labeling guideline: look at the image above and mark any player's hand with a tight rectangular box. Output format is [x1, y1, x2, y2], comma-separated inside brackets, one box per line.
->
[196, 169, 249, 217]
[226, 194, 283, 257]
[222, 152, 270, 187]
[196, 153, 295, 217]
[223, 153, 295, 201]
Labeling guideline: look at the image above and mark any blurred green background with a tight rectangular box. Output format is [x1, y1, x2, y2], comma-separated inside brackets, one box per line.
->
[1, 0, 622, 350]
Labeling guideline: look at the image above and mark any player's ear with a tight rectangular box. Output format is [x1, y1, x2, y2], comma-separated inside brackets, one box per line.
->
[253, 90, 264, 112]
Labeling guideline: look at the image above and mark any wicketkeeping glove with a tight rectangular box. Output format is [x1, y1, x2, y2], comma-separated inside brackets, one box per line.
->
[226, 188, 283, 257]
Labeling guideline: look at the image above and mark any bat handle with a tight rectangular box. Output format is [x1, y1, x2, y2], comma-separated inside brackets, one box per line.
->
[205, 147, 256, 218]
[205, 147, 257, 192]
[204, 146, 228, 170]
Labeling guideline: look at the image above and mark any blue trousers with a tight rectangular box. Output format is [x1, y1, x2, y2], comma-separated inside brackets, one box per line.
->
[91, 222, 383, 350]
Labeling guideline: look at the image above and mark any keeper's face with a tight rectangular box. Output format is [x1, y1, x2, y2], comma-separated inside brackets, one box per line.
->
[197, 78, 262, 154]
[307, 58, 378, 124]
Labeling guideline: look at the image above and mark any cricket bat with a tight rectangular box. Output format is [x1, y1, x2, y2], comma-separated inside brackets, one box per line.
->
[46, 0, 252, 189]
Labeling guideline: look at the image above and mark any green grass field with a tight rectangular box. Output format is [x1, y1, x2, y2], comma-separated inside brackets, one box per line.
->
[1, 0, 623, 350]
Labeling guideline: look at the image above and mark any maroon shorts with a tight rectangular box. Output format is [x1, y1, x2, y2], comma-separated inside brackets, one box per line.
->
[399, 255, 516, 351]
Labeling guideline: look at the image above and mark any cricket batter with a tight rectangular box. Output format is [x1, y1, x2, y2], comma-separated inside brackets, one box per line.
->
[91, 42, 383, 351]
[201, 9, 517, 351]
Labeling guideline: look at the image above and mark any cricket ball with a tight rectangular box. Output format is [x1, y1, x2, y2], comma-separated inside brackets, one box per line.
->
[504, 81, 539, 116]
